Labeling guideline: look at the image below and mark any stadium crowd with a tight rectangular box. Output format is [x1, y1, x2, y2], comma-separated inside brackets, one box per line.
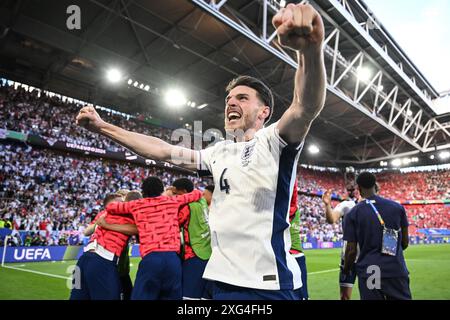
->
[0, 82, 449, 247]
[0, 82, 174, 152]
[0, 143, 211, 246]
[1, 141, 448, 246]
[377, 170, 450, 202]
[298, 195, 343, 242]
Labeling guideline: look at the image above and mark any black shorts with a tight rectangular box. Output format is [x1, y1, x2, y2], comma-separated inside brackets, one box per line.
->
[339, 258, 357, 287]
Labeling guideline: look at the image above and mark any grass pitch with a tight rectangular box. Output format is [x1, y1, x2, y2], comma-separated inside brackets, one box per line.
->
[1, 244, 449, 300]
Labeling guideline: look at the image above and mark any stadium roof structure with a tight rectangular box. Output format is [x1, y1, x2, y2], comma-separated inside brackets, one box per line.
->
[0, 0, 449, 168]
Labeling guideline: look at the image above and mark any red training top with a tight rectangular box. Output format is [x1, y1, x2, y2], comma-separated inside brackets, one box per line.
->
[89, 210, 134, 256]
[106, 190, 203, 258]
[289, 181, 302, 255]
[178, 205, 195, 260]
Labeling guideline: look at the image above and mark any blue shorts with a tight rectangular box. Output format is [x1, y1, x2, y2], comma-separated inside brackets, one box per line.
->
[339, 257, 357, 287]
[293, 254, 309, 300]
[119, 274, 133, 300]
[182, 256, 213, 300]
[131, 251, 182, 300]
[69, 251, 121, 300]
[212, 281, 297, 300]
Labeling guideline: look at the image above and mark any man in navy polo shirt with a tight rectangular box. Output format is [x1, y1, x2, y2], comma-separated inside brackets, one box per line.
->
[342, 172, 411, 300]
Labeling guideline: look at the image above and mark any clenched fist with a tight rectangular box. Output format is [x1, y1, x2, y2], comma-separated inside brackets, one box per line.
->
[272, 3, 324, 52]
[76, 104, 108, 133]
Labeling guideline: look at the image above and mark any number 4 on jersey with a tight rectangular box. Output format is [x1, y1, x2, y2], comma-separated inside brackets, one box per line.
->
[220, 168, 230, 194]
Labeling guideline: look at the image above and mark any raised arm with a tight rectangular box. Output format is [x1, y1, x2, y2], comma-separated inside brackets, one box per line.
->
[76, 106, 198, 170]
[174, 189, 203, 206]
[273, 3, 326, 145]
[322, 190, 341, 224]
[95, 216, 138, 236]
[106, 201, 132, 215]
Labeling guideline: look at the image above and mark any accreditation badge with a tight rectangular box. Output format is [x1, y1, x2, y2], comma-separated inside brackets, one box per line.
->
[381, 227, 399, 256]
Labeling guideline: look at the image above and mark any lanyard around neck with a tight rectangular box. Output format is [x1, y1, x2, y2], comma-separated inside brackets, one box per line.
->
[366, 200, 385, 226]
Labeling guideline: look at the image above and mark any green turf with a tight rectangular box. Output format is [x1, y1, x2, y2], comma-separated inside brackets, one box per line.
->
[0, 244, 449, 300]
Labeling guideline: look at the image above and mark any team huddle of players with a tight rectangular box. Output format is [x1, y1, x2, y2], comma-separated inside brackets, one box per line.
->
[70, 177, 212, 300]
[69, 177, 313, 300]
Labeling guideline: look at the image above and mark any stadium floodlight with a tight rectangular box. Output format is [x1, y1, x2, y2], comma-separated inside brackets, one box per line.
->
[279, 0, 286, 7]
[356, 66, 371, 82]
[164, 89, 187, 107]
[144, 85, 150, 91]
[402, 158, 411, 165]
[127, 79, 133, 85]
[106, 68, 122, 83]
[439, 151, 450, 160]
[308, 145, 319, 154]
[133, 81, 139, 87]
[197, 103, 208, 109]
[406, 110, 413, 117]
[430, 155, 435, 160]
[392, 159, 402, 167]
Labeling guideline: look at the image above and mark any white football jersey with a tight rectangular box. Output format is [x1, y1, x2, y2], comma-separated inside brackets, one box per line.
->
[197, 122, 303, 290]
[335, 200, 357, 218]
[336, 199, 359, 261]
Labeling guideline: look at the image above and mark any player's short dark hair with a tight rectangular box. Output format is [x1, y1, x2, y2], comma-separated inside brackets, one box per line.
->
[142, 177, 164, 198]
[172, 178, 194, 193]
[226, 75, 274, 123]
[205, 185, 215, 193]
[125, 190, 143, 202]
[103, 193, 122, 207]
[356, 172, 377, 189]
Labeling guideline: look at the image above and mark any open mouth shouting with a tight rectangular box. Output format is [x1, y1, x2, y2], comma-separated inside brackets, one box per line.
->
[227, 110, 242, 123]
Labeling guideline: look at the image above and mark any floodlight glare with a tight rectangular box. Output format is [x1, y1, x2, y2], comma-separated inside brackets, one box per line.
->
[356, 66, 371, 82]
[106, 68, 122, 83]
[308, 145, 320, 154]
[197, 103, 208, 109]
[164, 89, 187, 107]
[439, 151, 450, 160]
[402, 158, 411, 165]
[392, 159, 402, 167]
